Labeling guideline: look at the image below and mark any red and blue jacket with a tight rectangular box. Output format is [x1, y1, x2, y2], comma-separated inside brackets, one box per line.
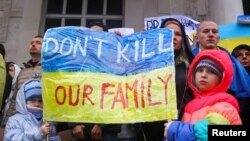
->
[165, 50, 242, 141]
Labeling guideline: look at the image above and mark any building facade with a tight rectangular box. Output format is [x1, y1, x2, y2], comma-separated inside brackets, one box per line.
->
[0, 0, 247, 66]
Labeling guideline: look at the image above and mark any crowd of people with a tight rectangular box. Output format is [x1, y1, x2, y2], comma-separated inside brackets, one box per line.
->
[0, 18, 250, 141]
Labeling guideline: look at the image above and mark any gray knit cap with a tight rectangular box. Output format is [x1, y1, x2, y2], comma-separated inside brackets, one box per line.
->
[195, 59, 223, 80]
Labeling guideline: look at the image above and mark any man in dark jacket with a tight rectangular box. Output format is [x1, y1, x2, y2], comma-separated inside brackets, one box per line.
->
[0, 35, 43, 127]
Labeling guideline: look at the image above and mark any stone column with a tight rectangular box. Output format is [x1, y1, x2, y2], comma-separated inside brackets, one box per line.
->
[208, 0, 244, 24]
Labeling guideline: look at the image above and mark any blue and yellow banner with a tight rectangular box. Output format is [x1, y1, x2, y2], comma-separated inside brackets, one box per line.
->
[42, 27, 177, 123]
[218, 23, 250, 52]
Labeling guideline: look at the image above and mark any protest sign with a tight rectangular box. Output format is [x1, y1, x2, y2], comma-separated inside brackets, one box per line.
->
[144, 15, 199, 44]
[237, 15, 250, 24]
[42, 26, 177, 123]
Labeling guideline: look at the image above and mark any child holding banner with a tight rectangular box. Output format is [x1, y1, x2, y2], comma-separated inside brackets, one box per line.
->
[4, 79, 61, 141]
[163, 50, 242, 141]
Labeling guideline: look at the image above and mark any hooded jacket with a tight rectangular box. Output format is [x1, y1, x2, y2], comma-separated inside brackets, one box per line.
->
[193, 46, 250, 98]
[1, 59, 42, 127]
[0, 63, 21, 127]
[164, 50, 241, 141]
[4, 79, 60, 141]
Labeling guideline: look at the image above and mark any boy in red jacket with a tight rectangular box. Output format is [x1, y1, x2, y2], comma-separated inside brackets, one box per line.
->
[164, 50, 241, 141]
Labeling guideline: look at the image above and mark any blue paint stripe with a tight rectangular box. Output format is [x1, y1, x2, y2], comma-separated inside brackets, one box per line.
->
[219, 23, 250, 40]
[42, 27, 174, 76]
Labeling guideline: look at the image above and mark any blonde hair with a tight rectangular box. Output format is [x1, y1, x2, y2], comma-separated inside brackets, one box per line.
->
[163, 20, 190, 66]
[163, 20, 180, 28]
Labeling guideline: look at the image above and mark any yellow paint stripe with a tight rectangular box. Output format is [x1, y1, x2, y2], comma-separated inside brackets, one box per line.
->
[218, 37, 250, 53]
[42, 67, 177, 123]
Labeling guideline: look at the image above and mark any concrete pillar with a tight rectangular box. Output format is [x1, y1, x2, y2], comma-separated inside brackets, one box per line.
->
[11, 0, 42, 66]
[208, 0, 244, 24]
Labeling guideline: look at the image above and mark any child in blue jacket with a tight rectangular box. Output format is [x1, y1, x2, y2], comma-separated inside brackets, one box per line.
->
[4, 79, 61, 141]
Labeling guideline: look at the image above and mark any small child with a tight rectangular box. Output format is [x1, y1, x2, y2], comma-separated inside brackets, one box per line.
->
[164, 50, 242, 141]
[4, 79, 61, 141]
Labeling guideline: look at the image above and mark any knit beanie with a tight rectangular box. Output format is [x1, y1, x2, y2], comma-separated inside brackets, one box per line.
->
[195, 59, 223, 80]
[24, 79, 42, 101]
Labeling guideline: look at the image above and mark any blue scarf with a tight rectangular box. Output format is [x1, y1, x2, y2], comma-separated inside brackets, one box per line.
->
[27, 105, 43, 121]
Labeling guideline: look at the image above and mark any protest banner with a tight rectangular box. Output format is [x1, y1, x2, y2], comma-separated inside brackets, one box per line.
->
[42, 27, 177, 123]
[144, 15, 199, 45]
[218, 23, 250, 52]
